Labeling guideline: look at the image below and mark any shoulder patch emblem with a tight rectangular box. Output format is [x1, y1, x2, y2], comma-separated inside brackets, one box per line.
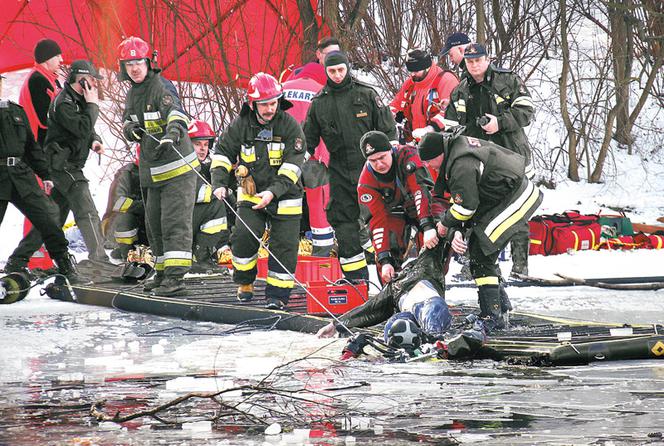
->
[294, 137, 304, 153]
[162, 95, 174, 106]
[360, 193, 373, 203]
[453, 193, 463, 204]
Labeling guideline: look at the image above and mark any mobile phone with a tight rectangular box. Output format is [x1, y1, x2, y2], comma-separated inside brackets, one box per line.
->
[78, 78, 89, 89]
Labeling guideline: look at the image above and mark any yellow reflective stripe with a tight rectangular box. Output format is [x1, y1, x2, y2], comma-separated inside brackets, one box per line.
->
[154, 255, 165, 271]
[455, 99, 466, 113]
[167, 110, 189, 125]
[450, 204, 475, 221]
[530, 239, 542, 245]
[240, 145, 256, 163]
[150, 153, 200, 182]
[200, 217, 228, 234]
[487, 183, 540, 243]
[495, 95, 505, 104]
[277, 162, 301, 184]
[196, 185, 213, 203]
[232, 254, 258, 271]
[277, 198, 303, 215]
[115, 236, 137, 245]
[267, 271, 294, 288]
[211, 154, 232, 172]
[239, 191, 262, 204]
[511, 96, 534, 108]
[113, 197, 134, 213]
[163, 250, 193, 268]
[475, 276, 499, 286]
[341, 258, 368, 272]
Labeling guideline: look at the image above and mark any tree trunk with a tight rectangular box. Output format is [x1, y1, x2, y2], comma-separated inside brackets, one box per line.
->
[559, 0, 579, 181]
[296, 0, 320, 64]
[475, 0, 486, 44]
[609, 0, 635, 151]
[590, 104, 620, 183]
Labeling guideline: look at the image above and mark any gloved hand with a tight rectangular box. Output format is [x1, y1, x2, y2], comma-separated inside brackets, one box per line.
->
[423, 228, 439, 249]
[395, 111, 405, 123]
[156, 126, 182, 156]
[411, 125, 435, 140]
[123, 121, 143, 142]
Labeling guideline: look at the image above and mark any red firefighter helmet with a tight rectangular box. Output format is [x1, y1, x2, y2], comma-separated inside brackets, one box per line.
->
[188, 120, 216, 140]
[118, 36, 151, 61]
[246, 72, 283, 108]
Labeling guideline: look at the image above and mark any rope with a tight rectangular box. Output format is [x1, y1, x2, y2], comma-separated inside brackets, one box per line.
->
[138, 129, 356, 334]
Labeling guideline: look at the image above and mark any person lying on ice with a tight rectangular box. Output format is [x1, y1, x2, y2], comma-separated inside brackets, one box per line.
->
[316, 242, 457, 351]
[418, 127, 543, 330]
[356, 130, 446, 285]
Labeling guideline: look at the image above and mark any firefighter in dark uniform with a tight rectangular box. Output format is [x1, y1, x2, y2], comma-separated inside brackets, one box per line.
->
[303, 51, 397, 281]
[356, 131, 442, 284]
[0, 74, 81, 282]
[119, 36, 198, 296]
[101, 153, 147, 261]
[211, 73, 305, 310]
[188, 119, 229, 272]
[445, 43, 535, 276]
[418, 129, 543, 330]
[7, 60, 109, 272]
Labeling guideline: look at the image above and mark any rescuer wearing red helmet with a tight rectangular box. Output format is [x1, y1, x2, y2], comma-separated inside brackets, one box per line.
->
[211, 72, 306, 310]
[187, 119, 229, 272]
[118, 36, 198, 296]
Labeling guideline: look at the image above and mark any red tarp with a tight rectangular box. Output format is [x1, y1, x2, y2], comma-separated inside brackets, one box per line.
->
[1, 0, 323, 84]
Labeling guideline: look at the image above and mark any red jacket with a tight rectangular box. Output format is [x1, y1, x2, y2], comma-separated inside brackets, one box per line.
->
[390, 65, 459, 134]
[282, 65, 329, 166]
[358, 145, 438, 261]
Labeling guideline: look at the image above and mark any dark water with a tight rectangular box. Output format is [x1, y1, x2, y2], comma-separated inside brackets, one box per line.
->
[1, 292, 664, 445]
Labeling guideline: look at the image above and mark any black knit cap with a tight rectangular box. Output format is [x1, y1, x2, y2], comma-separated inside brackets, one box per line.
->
[418, 132, 445, 161]
[324, 50, 349, 68]
[360, 131, 392, 159]
[405, 49, 432, 72]
[34, 39, 62, 64]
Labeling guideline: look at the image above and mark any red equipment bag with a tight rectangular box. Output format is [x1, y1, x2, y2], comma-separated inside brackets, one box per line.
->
[306, 281, 368, 315]
[529, 211, 600, 256]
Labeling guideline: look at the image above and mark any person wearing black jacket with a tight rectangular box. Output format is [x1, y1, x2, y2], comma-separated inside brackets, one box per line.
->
[6, 60, 108, 271]
[0, 74, 81, 283]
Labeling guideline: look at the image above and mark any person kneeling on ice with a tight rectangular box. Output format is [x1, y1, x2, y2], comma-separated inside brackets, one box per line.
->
[357, 130, 445, 285]
[317, 243, 468, 354]
[418, 128, 543, 331]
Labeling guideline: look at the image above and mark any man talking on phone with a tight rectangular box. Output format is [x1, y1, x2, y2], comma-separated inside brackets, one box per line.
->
[7, 60, 110, 269]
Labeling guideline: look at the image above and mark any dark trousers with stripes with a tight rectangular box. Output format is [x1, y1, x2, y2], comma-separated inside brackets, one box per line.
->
[145, 173, 196, 278]
[231, 205, 299, 303]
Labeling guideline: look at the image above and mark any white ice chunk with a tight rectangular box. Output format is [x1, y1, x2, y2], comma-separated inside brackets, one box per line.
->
[264, 422, 282, 435]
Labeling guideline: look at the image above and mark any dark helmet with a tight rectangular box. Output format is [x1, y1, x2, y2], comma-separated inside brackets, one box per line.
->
[384, 312, 423, 352]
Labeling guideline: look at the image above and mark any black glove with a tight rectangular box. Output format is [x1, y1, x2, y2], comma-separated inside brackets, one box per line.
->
[395, 111, 405, 124]
[123, 121, 143, 142]
[156, 126, 183, 156]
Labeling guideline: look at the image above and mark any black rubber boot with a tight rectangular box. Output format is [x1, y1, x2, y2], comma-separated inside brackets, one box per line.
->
[143, 272, 164, 292]
[110, 245, 132, 261]
[237, 283, 254, 302]
[191, 245, 223, 273]
[510, 234, 530, 277]
[265, 297, 286, 310]
[152, 277, 186, 296]
[53, 254, 85, 285]
[3, 257, 29, 275]
[477, 285, 507, 332]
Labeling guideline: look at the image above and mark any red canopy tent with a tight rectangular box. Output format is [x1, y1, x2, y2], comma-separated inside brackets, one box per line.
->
[0, 0, 324, 84]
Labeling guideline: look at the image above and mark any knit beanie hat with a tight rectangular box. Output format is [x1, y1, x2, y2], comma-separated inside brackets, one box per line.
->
[34, 39, 62, 64]
[324, 51, 349, 68]
[418, 132, 445, 161]
[360, 131, 392, 159]
[405, 49, 432, 72]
